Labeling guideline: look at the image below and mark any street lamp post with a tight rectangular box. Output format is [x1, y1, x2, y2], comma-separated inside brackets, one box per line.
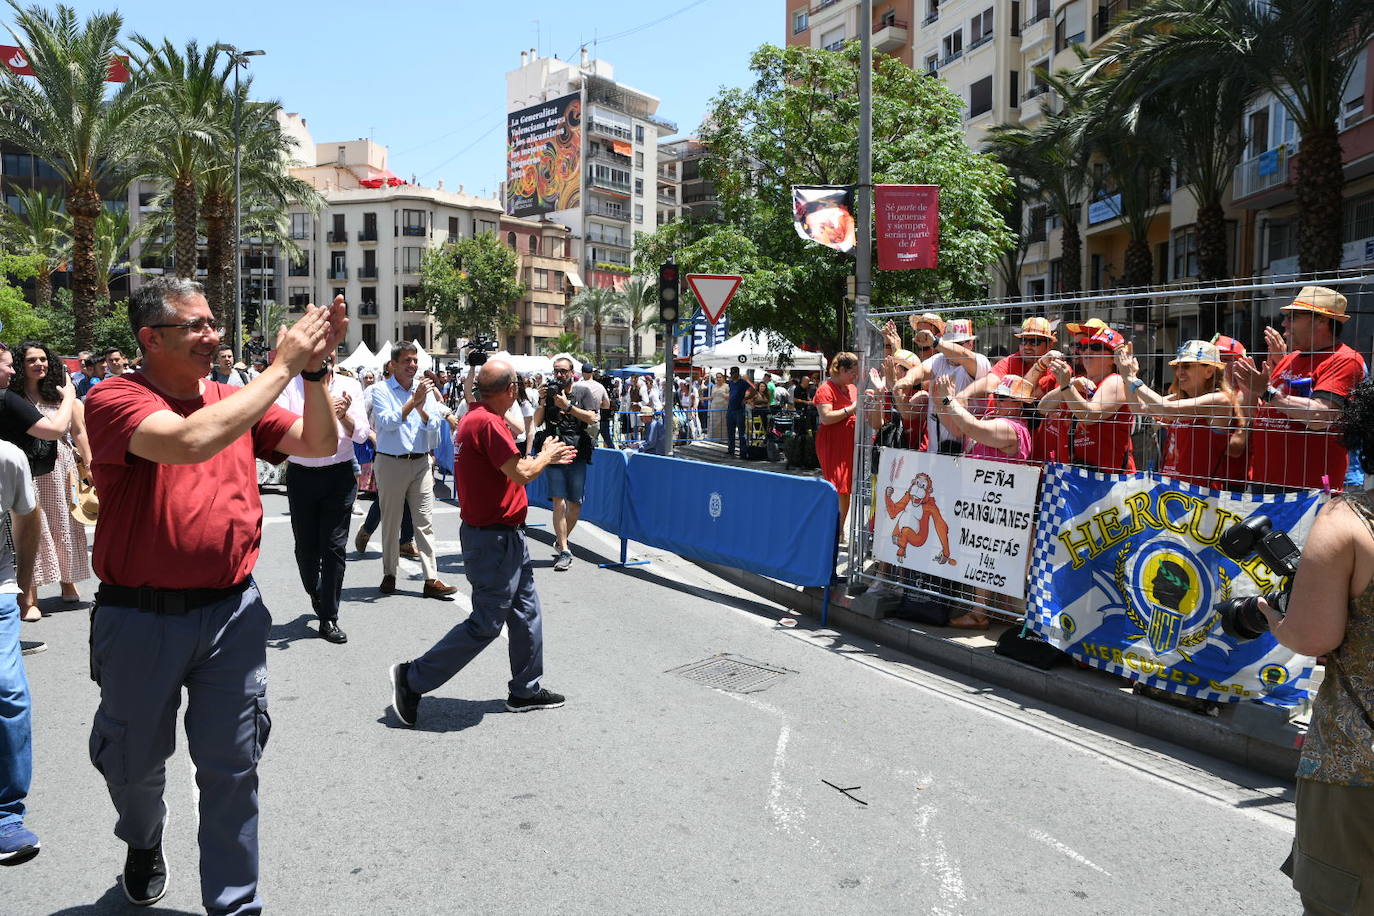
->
[223, 45, 265, 358]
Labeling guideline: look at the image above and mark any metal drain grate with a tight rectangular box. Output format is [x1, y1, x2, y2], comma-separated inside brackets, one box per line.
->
[668, 654, 795, 693]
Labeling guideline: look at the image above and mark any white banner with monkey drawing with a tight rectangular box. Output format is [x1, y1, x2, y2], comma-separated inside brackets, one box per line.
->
[1026, 464, 1320, 706]
[874, 449, 1041, 599]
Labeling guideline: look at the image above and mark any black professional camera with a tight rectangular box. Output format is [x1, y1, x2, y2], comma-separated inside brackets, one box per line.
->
[1214, 515, 1302, 640]
[466, 335, 498, 368]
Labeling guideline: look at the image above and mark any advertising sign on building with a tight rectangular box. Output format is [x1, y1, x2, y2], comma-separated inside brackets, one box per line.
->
[875, 185, 940, 270]
[506, 92, 582, 218]
[872, 449, 1041, 599]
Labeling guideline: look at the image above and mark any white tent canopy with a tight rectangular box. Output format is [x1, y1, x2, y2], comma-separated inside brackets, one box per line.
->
[412, 339, 434, 373]
[373, 340, 393, 369]
[338, 340, 377, 373]
[692, 330, 826, 372]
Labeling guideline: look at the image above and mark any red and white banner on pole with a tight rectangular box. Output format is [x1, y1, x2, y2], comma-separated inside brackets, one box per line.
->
[875, 185, 939, 270]
[686, 274, 741, 325]
[0, 45, 130, 82]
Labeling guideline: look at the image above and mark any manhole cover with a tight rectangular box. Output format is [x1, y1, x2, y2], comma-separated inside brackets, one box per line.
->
[668, 654, 794, 693]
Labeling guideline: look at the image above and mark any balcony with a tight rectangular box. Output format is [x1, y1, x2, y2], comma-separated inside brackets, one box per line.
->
[588, 171, 632, 195]
[586, 228, 630, 247]
[968, 32, 994, 54]
[326, 230, 348, 244]
[588, 147, 631, 167]
[328, 268, 348, 280]
[873, 20, 909, 54]
[357, 266, 378, 280]
[1092, 0, 1148, 42]
[587, 118, 632, 142]
[401, 225, 426, 237]
[940, 49, 963, 67]
[288, 295, 310, 311]
[824, 40, 846, 52]
[358, 301, 378, 318]
[288, 262, 310, 277]
[288, 228, 310, 240]
[585, 201, 630, 223]
[922, 10, 939, 26]
[357, 229, 378, 243]
[656, 192, 678, 207]
[1233, 143, 1295, 203]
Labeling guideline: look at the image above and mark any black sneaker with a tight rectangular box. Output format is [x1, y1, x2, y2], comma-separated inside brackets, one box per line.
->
[19, 641, 45, 656]
[389, 662, 421, 727]
[123, 843, 168, 906]
[506, 688, 565, 713]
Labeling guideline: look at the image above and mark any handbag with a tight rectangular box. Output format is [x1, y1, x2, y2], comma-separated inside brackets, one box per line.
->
[870, 418, 907, 476]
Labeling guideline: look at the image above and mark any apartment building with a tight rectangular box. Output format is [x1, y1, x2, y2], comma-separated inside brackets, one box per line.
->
[499, 214, 576, 356]
[657, 138, 720, 226]
[505, 48, 678, 360]
[280, 116, 508, 355]
[787, 1, 1374, 313]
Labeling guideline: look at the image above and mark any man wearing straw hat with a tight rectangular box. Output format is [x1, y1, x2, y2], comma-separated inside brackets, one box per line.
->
[895, 316, 990, 456]
[1235, 285, 1366, 493]
[961, 316, 1060, 400]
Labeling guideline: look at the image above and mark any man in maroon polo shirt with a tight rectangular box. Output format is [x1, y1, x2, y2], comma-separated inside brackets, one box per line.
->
[389, 358, 574, 726]
[84, 279, 344, 913]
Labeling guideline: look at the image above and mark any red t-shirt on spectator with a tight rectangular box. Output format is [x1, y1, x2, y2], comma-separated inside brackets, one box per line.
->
[990, 353, 1057, 396]
[456, 404, 525, 527]
[1072, 388, 1135, 472]
[1162, 414, 1228, 488]
[1033, 406, 1073, 464]
[1249, 344, 1366, 490]
[85, 375, 298, 589]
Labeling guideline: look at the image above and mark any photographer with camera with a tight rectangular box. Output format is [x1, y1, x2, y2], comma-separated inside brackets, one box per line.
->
[1245, 375, 1374, 912]
[532, 356, 605, 571]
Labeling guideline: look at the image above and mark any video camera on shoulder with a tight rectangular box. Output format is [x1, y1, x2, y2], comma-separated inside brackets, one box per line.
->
[1214, 515, 1302, 639]
[466, 335, 498, 368]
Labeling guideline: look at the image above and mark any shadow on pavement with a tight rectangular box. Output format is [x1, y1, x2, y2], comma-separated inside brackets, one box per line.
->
[49, 883, 200, 915]
[267, 613, 317, 650]
[375, 697, 506, 733]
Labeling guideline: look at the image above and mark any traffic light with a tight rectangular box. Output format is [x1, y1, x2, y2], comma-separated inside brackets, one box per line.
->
[658, 260, 679, 324]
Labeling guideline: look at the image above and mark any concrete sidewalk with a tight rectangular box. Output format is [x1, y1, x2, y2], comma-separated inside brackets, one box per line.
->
[695, 559, 1304, 781]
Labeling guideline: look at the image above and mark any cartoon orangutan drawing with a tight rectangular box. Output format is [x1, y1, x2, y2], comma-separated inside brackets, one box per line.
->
[885, 472, 955, 565]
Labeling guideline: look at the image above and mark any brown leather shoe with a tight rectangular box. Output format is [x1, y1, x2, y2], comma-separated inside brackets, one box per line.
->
[398, 542, 420, 559]
[379, 575, 396, 595]
[423, 579, 457, 599]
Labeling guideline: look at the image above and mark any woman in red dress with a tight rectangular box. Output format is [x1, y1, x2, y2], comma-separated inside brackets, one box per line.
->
[814, 352, 860, 542]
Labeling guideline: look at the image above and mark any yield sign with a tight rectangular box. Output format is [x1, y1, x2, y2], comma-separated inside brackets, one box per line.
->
[685, 274, 741, 325]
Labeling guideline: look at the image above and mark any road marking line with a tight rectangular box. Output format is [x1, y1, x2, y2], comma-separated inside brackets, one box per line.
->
[1026, 828, 1111, 876]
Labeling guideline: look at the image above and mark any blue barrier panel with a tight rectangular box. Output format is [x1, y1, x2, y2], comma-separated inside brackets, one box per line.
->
[525, 447, 628, 534]
[621, 453, 838, 587]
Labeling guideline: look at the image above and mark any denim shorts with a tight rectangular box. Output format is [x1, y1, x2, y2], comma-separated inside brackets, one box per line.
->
[545, 460, 587, 503]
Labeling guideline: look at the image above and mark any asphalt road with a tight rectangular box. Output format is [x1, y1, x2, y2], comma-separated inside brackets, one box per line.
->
[11, 489, 1299, 915]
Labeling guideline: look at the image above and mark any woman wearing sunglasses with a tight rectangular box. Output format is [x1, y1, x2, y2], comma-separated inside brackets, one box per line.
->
[1038, 325, 1136, 472]
[1114, 340, 1239, 489]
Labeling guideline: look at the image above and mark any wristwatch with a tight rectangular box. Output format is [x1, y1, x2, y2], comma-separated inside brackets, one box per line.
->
[300, 366, 328, 382]
[1263, 385, 1281, 403]
[1129, 378, 1145, 391]
[940, 396, 952, 407]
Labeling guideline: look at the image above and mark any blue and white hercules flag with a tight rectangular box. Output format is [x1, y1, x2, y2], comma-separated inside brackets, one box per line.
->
[1027, 464, 1323, 706]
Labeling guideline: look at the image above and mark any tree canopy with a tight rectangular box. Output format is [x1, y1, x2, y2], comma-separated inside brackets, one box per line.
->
[412, 233, 524, 343]
[635, 43, 1015, 354]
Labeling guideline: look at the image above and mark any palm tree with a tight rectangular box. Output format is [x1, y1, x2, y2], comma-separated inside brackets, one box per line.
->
[0, 2, 159, 349]
[1083, 0, 1258, 282]
[124, 36, 232, 279]
[565, 285, 624, 367]
[620, 275, 656, 363]
[1054, 63, 1174, 287]
[93, 204, 144, 300]
[0, 186, 69, 307]
[1101, 0, 1374, 273]
[985, 113, 1089, 294]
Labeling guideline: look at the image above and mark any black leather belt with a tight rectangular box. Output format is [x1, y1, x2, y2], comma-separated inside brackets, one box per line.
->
[290, 460, 352, 470]
[96, 579, 251, 615]
[465, 522, 523, 532]
[378, 452, 429, 460]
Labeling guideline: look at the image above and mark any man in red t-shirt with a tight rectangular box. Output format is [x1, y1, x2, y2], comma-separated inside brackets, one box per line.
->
[84, 278, 345, 912]
[961, 315, 1059, 401]
[1236, 285, 1367, 492]
[390, 358, 575, 727]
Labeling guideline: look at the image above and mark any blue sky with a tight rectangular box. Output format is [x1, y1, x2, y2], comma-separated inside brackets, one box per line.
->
[43, 0, 780, 198]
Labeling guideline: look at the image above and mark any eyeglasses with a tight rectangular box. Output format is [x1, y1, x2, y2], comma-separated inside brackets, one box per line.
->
[1084, 343, 1111, 353]
[148, 318, 224, 336]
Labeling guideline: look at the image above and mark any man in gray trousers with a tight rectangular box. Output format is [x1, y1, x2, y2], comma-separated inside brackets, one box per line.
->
[390, 358, 573, 726]
[84, 279, 345, 914]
